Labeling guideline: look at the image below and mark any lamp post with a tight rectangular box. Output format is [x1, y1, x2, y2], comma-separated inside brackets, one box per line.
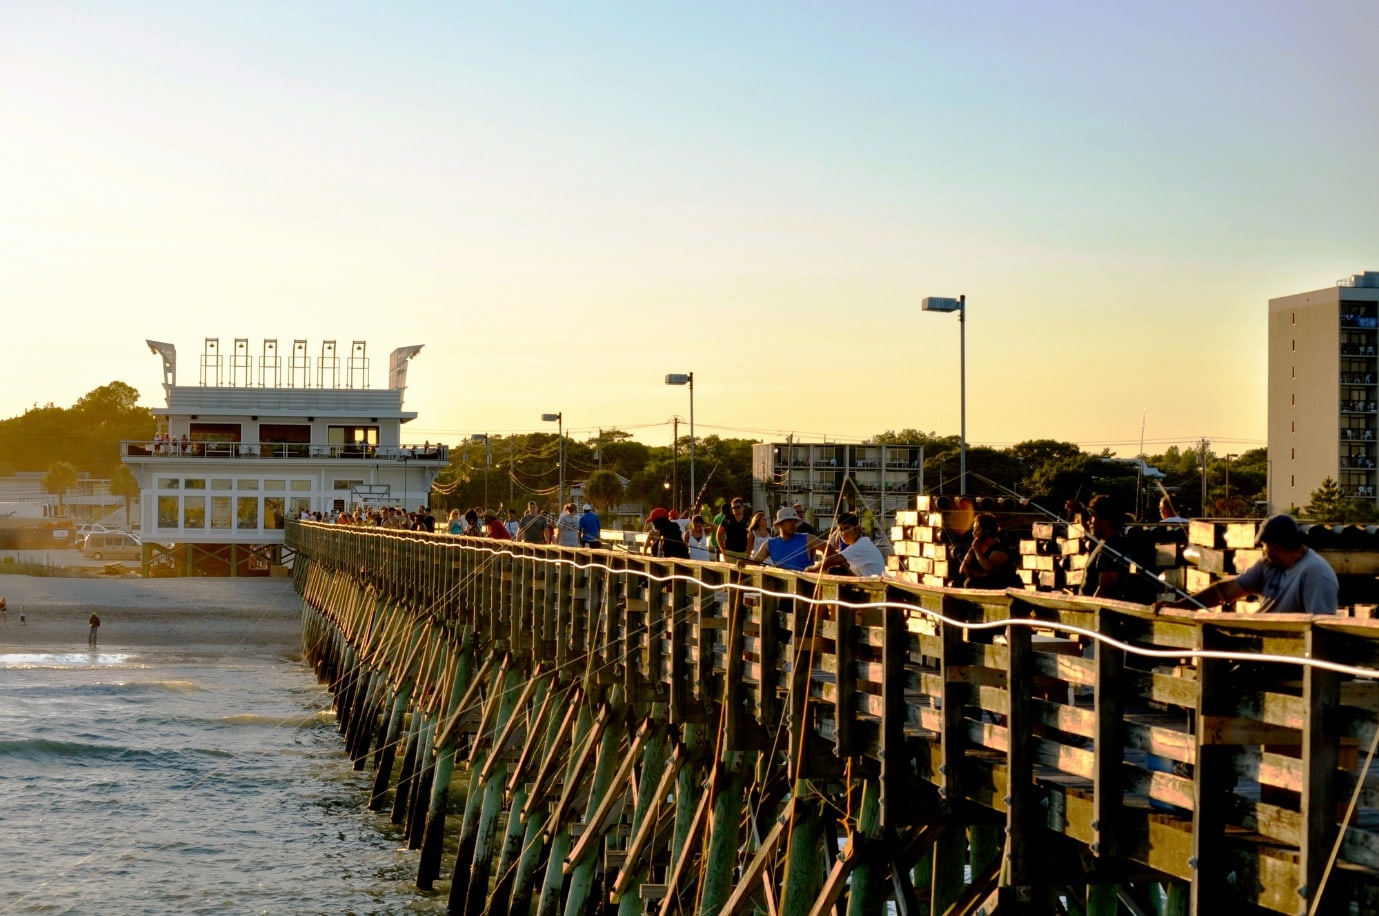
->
[1225, 453, 1239, 506]
[665, 372, 694, 508]
[541, 413, 563, 508]
[921, 295, 966, 495]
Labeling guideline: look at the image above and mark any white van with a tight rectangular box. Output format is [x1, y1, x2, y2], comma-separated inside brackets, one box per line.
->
[81, 532, 142, 561]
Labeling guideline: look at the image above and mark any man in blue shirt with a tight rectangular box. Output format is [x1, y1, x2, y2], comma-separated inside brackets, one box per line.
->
[578, 503, 602, 549]
[1158, 514, 1338, 614]
[751, 506, 828, 571]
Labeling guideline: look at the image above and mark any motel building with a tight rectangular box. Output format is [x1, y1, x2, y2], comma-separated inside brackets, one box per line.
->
[121, 338, 448, 576]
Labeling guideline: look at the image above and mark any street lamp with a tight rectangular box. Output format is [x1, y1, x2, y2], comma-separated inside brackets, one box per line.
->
[921, 295, 966, 495]
[541, 413, 563, 507]
[665, 373, 694, 508]
[1225, 453, 1239, 505]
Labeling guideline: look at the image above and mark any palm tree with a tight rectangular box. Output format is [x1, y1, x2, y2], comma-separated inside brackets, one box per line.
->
[44, 461, 79, 513]
[110, 465, 141, 527]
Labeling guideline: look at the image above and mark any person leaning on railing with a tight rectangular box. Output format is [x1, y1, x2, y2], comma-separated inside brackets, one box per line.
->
[1155, 514, 1338, 615]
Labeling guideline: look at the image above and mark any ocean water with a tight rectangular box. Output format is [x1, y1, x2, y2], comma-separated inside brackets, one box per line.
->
[0, 645, 449, 915]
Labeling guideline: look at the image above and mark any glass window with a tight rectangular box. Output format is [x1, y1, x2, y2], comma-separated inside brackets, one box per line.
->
[264, 496, 285, 529]
[290, 480, 312, 491]
[238, 480, 259, 491]
[185, 478, 206, 490]
[183, 495, 205, 529]
[237, 497, 259, 529]
[211, 496, 233, 529]
[158, 496, 179, 528]
[264, 479, 286, 492]
[211, 479, 233, 490]
[333, 479, 363, 491]
[289, 496, 311, 518]
[159, 478, 180, 490]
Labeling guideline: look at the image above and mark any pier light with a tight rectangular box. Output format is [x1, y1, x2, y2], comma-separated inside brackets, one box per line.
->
[921, 295, 966, 495]
[664, 373, 695, 509]
[542, 413, 563, 508]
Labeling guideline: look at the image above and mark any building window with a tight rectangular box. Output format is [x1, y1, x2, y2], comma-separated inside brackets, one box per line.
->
[1292, 394, 1296, 406]
[1291, 420, 1295, 433]
[1291, 366, 1295, 379]
[183, 495, 205, 529]
[1291, 474, 1295, 487]
[158, 496, 179, 529]
[1291, 448, 1295, 460]
[211, 496, 233, 529]
[237, 497, 259, 529]
[1292, 312, 1296, 325]
[264, 497, 286, 529]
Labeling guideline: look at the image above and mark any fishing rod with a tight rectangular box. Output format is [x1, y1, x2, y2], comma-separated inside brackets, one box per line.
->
[968, 472, 1207, 608]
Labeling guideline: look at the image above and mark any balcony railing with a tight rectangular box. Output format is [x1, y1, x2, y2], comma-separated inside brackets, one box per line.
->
[121, 440, 450, 462]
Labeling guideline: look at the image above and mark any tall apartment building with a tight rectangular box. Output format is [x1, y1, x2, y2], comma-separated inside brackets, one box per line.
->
[750, 441, 924, 536]
[122, 338, 447, 575]
[1269, 271, 1379, 512]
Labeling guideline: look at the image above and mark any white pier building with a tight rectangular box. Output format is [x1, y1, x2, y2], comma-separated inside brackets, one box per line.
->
[122, 338, 447, 575]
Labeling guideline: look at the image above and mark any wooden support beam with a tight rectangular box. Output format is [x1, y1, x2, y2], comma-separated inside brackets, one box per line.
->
[1190, 624, 1231, 912]
[1299, 627, 1341, 916]
[1092, 610, 1125, 860]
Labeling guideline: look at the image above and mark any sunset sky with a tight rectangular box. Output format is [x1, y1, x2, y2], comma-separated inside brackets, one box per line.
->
[4, 2, 1378, 455]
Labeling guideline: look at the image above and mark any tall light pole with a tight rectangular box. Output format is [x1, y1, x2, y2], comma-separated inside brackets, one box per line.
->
[921, 295, 966, 495]
[1225, 452, 1239, 506]
[665, 372, 694, 507]
[541, 413, 563, 508]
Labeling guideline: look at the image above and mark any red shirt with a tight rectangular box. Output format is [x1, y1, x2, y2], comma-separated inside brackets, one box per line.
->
[486, 518, 512, 539]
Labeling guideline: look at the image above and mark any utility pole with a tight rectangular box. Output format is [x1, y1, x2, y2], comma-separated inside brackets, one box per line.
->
[1199, 438, 1211, 515]
[509, 438, 515, 507]
[672, 416, 680, 510]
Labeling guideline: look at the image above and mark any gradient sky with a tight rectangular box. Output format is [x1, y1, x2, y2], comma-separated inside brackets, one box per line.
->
[4, 2, 1377, 455]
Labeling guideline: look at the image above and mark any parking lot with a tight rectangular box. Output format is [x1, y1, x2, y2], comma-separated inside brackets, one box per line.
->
[0, 546, 138, 571]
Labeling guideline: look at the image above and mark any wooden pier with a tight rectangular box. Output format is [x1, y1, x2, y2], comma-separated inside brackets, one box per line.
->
[287, 522, 1379, 915]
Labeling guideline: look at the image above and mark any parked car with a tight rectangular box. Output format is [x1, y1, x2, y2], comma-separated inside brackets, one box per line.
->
[74, 524, 114, 547]
[81, 532, 142, 561]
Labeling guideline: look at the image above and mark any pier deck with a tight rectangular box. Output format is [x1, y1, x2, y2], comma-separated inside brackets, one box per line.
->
[288, 522, 1379, 915]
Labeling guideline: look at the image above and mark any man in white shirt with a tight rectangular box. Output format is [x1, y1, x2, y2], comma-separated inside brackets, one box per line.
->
[810, 512, 887, 577]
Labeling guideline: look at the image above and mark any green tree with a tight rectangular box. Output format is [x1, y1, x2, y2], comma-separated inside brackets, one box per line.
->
[583, 469, 624, 512]
[44, 460, 79, 511]
[1305, 477, 1345, 522]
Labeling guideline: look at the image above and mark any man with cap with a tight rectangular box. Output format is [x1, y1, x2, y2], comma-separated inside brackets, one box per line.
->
[1157, 514, 1338, 614]
[751, 506, 829, 571]
[578, 503, 602, 549]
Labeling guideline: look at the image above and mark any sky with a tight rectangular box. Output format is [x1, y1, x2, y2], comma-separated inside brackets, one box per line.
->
[4, 1, 1378, 456]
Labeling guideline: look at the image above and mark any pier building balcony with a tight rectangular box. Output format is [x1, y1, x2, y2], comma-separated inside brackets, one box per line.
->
[122, 440, 449, 463]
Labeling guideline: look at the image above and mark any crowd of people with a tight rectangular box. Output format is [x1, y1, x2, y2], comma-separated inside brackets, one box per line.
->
[311, 491, 1342, 612]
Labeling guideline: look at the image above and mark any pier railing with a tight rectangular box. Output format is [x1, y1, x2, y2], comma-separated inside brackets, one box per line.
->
[287, 521, 1379, 915]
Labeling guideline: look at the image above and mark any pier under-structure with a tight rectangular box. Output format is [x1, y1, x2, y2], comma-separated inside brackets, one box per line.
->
[288, 522, 1379, 915]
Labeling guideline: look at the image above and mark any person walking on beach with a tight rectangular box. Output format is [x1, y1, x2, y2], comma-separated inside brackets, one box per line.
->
[88, 612, 100, 648]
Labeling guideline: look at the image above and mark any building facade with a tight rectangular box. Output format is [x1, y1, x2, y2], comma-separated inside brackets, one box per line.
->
[750, 441, 924, 537]
[121, 338, 447, 574]
[1269, 272, 1379, 513]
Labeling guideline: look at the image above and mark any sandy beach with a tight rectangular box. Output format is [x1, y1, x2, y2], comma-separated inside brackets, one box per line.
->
[0, 574, 303, 655]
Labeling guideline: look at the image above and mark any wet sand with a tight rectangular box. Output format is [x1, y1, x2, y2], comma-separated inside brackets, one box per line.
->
[0, 575, 302, 655]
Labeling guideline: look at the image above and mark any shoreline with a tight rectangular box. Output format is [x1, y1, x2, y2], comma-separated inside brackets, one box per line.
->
[0, 575, 302, 655]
